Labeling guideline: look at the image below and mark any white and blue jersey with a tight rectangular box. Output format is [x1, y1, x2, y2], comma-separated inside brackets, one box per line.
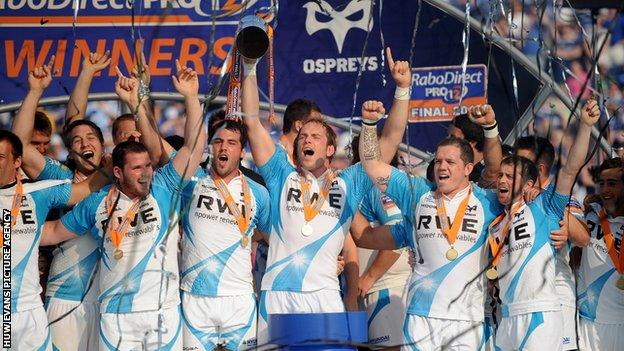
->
[358, 189, 411, 294]
[38, 156, 101, 304]
[180, 168, 271, 296]
[495, 184, 568, 317]
[61, 161, 184, 313]
[0, 179, 72, 312]
[577, 203, 624, 324]
[387, 168, 502, 322]
[257, 147, 373, 292]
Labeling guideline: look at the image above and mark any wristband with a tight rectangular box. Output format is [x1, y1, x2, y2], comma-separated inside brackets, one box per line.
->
[243, 61, 257, 77]
[362, 119, 379, 126]
[483, 123, 499, 138]
[394, 86, 411, 100]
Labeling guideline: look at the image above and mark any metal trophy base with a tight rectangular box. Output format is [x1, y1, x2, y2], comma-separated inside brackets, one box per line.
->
[268, 312, 368, 350]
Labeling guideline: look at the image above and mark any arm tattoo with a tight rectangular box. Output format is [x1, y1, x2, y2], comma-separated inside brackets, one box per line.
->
[361, 125, 381, 161]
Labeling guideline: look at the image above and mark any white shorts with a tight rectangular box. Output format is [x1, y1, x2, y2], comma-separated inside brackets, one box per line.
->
[46, 299, 99, 351]
[578, 317, 624, 351]
[182, 292, 257, 350]
[496, 311, 563, 351]
[99, 305, 182, 351]
[257, 289, 344, 347]
[364, 286, 407, 348]
[3, 306, 52, 350]
[561, 305, 578, 350]
[402, 315, 484, 351]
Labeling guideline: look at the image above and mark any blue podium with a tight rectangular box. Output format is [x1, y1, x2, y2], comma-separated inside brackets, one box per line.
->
[268, 312, 368, 350]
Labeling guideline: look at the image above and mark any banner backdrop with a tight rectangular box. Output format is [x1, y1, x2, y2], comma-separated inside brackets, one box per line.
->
[0, 0, 541, 153]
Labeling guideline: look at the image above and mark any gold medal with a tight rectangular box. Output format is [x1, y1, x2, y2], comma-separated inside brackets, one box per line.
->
[241, 236, 249, 248]
[301, 223, 313, 237]
[486, 267, 499, 280]
[617, 276, 624, 290]
[446, 247, 458, 261]
[113, 248, 123, 260]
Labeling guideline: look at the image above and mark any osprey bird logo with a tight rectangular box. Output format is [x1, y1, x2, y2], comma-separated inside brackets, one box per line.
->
[303, 0, 373, 54]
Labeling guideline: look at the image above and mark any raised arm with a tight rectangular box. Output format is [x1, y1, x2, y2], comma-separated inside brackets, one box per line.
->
[114, 67, 173, 166]
[556, 98, 600, 195]
[11, 58, 54, 179]
[65, 51, 111, 127]
[359, 100, 393, 193]
[67, 155, 112, 206]
[41, 220, 79, 246]
[241, 58, 275, 166]
[469, 104, 502, 185]
[171, 61, 206, 179]
[378, 48, 411, 163]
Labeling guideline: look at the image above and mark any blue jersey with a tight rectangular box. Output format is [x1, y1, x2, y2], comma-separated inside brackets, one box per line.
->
[257, 147, 372, 292]
[0, 179, 72, 312]
[38, 156, 101, 303]
[495, 184, 568, 317]
[61, 161, 185, 313]
[180, 168, 270, 296]
[387, 168, 502, 321]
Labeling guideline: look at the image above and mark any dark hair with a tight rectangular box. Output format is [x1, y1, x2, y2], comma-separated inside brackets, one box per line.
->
[0, 130, 23, 159]
[451, 114, 484, 152]
[209, 119, 248, 147]
[350, 135, 398, 167]
[164, 135, 185, 151]
[64, 119, 105, 149]
[112, 141, 148, 169]
[500, 155, 538, 184]
[436, 137, 474, 165]
[112, 114, 136, 142]
[515, 136, 555, 173]
[283, 99, 321, 134]
[208, 110, 227, 139]
[34, 111, 53, 136]
[294, 119, 337, 163]
[598, 157, 624, 181]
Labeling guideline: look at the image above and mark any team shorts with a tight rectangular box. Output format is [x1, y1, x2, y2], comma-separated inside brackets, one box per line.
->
[182, 292, 257, 350]
[561, 305, 578, 350]
[496, 311, 563, 351]
[402, 315, 484, 351]
[3, 306, 52, 350]
[46, 299, 99, 351]
[257, 289, 344, 347]
[99, 305, 182, 351]
[578, 317, 624, 351]
[363, 286, 407, 349]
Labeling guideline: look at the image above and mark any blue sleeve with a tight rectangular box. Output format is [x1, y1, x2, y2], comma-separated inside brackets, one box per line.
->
[153, 159, 187, 193]
[252, 181, 271, 234]
[541, 183, 570, 218]
[359, 189, 403, 225]
[40, 182, 72, 210]
[390, 221, 410, 249]
[257, 147, 295, 195]
[60, 191, 104, 237]
[385, 167, 432, 216]
[476, 186, 504, 220]
[339, 163, 374, 214]
[37, 157, 74, 181]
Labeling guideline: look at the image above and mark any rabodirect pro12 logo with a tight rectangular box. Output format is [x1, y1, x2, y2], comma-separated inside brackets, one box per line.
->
[301, 0, 378, 74]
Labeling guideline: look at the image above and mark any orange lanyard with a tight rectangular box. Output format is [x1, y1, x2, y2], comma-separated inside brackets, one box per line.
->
[300, 169, 334, 223]
[488, 200, 524, 268]
[104, 186, 141, 249]
[1, 175, 23, 247]
[599, 208, 624, 273]
[211, 172, 252, 235]
[226, 48, 243, 119]
[434, 186, 472, 248]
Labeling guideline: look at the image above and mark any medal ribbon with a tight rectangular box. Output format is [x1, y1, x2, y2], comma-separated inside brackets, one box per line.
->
[1, 175, 23, 247]
[105, 186, 141, 249]
[598, 208, 624, 274]
[267, 23, 276, 125]
[300, 169, 335, 223]
[487, 200, 524, 268]
[211, 172, 252, 236]
[225, 48, 242, 120]
[434, 186, 472, 248]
